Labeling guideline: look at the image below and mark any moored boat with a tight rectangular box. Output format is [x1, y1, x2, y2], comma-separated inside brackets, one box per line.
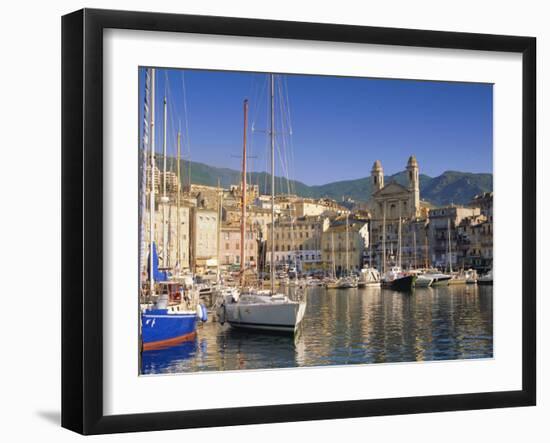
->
[215, 83, 306, 334]
[381, 266, 416, 291]
[141, 286, 203, 351]
[423, 272, 451, 286]
[139, 68, 204, 352]
[358, 266, 381, 288]
[465, 269, 478, 284]
[478, 269, 493, 285]
[218, 290, 306, 333]
[337, 276, 358, 289]
[415, 274, 433, 287]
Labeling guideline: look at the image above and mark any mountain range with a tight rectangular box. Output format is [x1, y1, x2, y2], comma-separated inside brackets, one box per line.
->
[158, 157, 492, 207]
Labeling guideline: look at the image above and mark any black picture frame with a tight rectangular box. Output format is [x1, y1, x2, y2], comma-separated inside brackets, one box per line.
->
[61, 8, 536, 435]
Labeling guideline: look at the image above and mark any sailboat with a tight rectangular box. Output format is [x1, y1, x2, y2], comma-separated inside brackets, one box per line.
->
[477, 269, 493, 285]
[337, 213, 358, 289]
[217, 81, 307, 333]
[324, 232, 340, 289]
[140, 68, 205, 351]
[358, 220, 381, 288]
[381, 216, 416, 290]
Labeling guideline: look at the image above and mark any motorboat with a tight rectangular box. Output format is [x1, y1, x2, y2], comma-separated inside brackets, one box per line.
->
[381, 266, 416, 291]
[478, 269, 493, 285]
[358, 266, 381, 288]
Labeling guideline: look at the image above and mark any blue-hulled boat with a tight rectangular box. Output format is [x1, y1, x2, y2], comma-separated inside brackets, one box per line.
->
[141, 243, 206, 351]
[139, 67, 205, 352]
[141, 306, 199, 351]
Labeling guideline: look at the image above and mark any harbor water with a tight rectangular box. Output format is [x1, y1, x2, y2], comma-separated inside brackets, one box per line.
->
[141, 284, 493, 375]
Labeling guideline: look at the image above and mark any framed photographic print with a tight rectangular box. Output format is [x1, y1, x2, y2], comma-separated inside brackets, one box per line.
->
[61, 8, 536, 435]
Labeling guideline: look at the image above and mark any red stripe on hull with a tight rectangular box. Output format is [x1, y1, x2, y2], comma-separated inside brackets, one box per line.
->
[142, 331, 197, 351]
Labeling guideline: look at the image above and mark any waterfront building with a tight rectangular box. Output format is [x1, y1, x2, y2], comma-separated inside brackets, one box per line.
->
[321, 215, 369, 275]
[293, 199, 329, 217]
[455, 192, 493, 272]
[229, 183, 260, 202]
[190, 206, 219, 273]
[219, 222, 258, 270]
[160, 170, 179, 194]
[146, 164, 161, 195]
[185, 183, 222, 210]
[427, 205, 481, 269]
[266, 215, 329, 272]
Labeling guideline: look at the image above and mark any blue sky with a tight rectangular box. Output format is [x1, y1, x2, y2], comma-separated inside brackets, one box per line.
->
[139, 68, 493, 186]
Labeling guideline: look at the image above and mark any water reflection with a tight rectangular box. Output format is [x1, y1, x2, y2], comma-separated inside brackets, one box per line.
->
[141, 285, 492, 375]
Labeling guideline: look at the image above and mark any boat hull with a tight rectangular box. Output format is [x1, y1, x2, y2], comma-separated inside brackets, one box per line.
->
[141, 309, 198, 351]
[224, 301, 306, 333]
[359, 282, 381, 288]
[415, 277, 433, 288]
[477, 280, 493, 285]
[383, 275, 416, 291]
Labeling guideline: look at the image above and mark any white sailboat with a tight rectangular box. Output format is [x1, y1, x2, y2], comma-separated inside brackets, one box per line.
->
[337, 213, 358, 289]
[324, 232, 340, 289]
[217, 78, 307, 333]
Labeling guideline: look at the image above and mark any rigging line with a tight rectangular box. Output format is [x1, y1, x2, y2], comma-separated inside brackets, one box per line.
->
[281, 76, 296, 197]
[277, 77, 293, 197]
[277, 78, 290, 195]
[180, 71, 193, 186]
[164, 70, 177, 173]
[283, 76, 297, 196]
[276, 76, 293, 198]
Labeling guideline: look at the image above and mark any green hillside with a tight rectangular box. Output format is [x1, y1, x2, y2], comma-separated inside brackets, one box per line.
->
[156, 156, 492, 207]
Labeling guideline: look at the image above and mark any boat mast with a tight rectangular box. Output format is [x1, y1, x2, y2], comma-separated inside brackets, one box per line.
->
[270, 74, 275, 294]
[413, 228, 417, 269]
[176, 131, 181, 269]
[149, 68, 156, 297]
[331, 231, 336, 278]
[398, 216, 402, 269]
[162, 96, 169, 268]
[447, 217, 453, 273]
[382, 202, 386, 274]
[217, 177, 222, 282]
[345, 213, 350, 276]
[369, 219, 372, 268]
[240, 99, 249, 287]
[424, 229, 429, 269]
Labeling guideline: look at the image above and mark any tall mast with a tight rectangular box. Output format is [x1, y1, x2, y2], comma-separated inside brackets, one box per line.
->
[331, 231, 336, 278]
[140, 68, 151, 291]
[149, 68, 156, 296]
[424, 229, 429, 269]
[382, 202, 386, 274]
[398, 216, 402, 269]
[345, 213, 350, 276]
[176, 131, 181, 268]
[447, 217, 453, 273]
[270, 74, 276, 294]
[162, 96, 169, 268]
[413, 228, 417, 269]
[240, 99, 249, 287]
[217, 178, 222, 282]
[369, 219, 372, 268]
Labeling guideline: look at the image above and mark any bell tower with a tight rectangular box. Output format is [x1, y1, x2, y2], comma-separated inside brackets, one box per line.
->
[371, 160, 384, 195]
[406, 155, 420, 217]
